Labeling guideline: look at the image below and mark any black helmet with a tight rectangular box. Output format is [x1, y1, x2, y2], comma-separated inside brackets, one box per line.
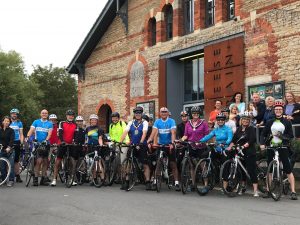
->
[111, 112, 120, 118]
[66, 109, 75, 116]
[216, 113, 226, 120]
[221, 107, 230, 113]
[142, 114, 149, 122]
[191, 106, 201, 114]
[133, 106, 143, 114]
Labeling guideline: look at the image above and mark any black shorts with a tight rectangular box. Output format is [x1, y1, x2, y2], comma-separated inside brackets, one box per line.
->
[36, 144, 50, 159]
[87, 145, 109, 159]
[155, 146, 176, 162]
[133, 145, 148, 165]
[13, 141, 21, 163]
[57, 145, 79, 160]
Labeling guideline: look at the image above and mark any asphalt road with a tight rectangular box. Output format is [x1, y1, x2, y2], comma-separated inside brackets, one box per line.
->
[0, 179, 299, 225]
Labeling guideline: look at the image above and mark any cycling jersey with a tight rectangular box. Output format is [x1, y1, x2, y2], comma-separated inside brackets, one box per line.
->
[58, 121, 77, 144]
[109, 121, 129, 142]
[86, 126, 104, 145]
[49, 123, 59, 145]
[200, 125, 233, 147]
[74, 127, 86, 145]
[125, 120, 148, 144]
[9, 120, 23, 141]
[184, 119, 209, 142]
[31, 119, 53, 143]
[153, 117, 176, 145]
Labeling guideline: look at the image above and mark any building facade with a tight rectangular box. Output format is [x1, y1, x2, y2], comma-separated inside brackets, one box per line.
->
[68, 0, 300, 132]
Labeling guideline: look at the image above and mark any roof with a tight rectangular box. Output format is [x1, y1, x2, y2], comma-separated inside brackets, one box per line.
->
[67, 0, 126, 74]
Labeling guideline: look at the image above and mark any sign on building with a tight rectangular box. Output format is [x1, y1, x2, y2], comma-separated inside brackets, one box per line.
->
[130, 61, 144, 97]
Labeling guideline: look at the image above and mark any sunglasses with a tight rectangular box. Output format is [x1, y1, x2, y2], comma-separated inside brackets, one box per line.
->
[181, 115, 187, 117]
[160, 111, 168, 113]
[217, 119, 225, 121]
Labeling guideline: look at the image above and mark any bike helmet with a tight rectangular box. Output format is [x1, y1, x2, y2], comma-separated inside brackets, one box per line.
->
[274, 101, 284, 108]
[111, 112, 120, 118]
[133, 106, 143, 114]
[66, 109, 75, 116]
[216, 113, 226, 120]
[10, 108, 20, 114]
[75, 115, 84, 121]
[49, 114, 57, 120]
[191, 106, 201, 114]
[240, 111, 251, 119]
[180, 111, 188, 117]
[89, 114, 99, 120]
[221, 107, 230, 113]
[142, 114, 149, 122]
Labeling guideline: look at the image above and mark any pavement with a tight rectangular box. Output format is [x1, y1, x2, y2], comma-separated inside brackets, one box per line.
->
[0, 177, 299, 225]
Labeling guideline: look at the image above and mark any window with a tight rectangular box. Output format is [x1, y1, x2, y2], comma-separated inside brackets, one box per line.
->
[184, 0, 194, 34]
[165, 5, 173, 40]
[184, 56, 204, 102]
[205, 0, 215, 27]
[228, 0, 235, 20]
[148, 17, 156, 46]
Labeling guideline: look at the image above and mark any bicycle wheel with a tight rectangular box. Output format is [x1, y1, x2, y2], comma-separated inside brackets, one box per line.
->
[64, 158, 75, 188]
[92, 160, 104, 188]
[282, 174, 290, 195]
[266, 160, 282, 201]
[181, 158, 192, 194]
[0, 157, 11, 186]
[106, 157, 117, 186]
[154, 159, 163, 193]
[25, 157, 34, 187]
[76, 159, 87, 185]
[256, 159, 268, 194]
[220, 160, 242, 197]
[195, 159, 215, 196]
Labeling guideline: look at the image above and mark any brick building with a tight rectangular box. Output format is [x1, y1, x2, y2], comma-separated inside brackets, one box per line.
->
[67, 0, 300, 132]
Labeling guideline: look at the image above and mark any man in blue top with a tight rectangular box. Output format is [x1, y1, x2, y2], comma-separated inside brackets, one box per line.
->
[147, 107, 180, 191]
[27, 109, 53, 186]
[9, 108, 24, 183]
[119, 106, 150, 190]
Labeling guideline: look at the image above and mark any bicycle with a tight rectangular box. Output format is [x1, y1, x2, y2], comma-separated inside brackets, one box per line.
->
[153, 144, 174, 193]
[60, 144, 77, 188]
[25, 141, 43, 187]
[175, 140, 202, 194]
[265, 146, 289, 201]
[0, 144, 12, 186]
[194, 143, 222, 196]
[105, 141, 122, 186]
[19, 142, 31, 175]
[120, 143, 145, 191]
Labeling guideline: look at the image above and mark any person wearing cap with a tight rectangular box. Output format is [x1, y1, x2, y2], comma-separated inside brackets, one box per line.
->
[208, 100, 222, 125]
[85, 113, 107, 185]
[9, 108, 24, 183]
[27, 109, 53, 186]
[177, 111, 189, 139]
[260, 101, 297, 200]
[50, 109, 78, 187]
[119, 107, 150, 190]
[221, 107, 236, 134]
[109, 112, 129, 164]
[147, 107, 180, 191]
[226, 111, 259, 197]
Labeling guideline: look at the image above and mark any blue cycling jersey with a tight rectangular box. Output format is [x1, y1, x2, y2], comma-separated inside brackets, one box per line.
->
[153, 118, 176, 145]
[10, 120, 23, 141]
[200, 125, 233, 150]
[31, 119, 53, 143]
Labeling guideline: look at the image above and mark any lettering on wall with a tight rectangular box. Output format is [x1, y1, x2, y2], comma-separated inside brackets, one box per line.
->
[130, 61, 144, 98]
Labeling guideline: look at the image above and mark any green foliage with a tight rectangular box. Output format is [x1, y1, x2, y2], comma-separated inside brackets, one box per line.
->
[30, 64, 78, 120]
[0, 50, 77, 131]
[291, 139, 300, 162]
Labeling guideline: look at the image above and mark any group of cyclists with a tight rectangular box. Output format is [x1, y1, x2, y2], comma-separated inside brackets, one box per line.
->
[0, 91, 298, 201]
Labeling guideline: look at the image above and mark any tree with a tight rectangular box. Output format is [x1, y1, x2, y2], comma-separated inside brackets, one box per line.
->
[30, 64, 78, 120]
[0, 50, 41, 130]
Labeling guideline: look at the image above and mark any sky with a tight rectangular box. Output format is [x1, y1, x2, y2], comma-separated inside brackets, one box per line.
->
[0, 0, 108, 74]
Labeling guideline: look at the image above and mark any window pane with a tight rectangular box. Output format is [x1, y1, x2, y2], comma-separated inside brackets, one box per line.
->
[229, 0, 235, 19]
[184, 60, 197, 101]
[185, 0, 194, 34]
[198, 58, 204, 100]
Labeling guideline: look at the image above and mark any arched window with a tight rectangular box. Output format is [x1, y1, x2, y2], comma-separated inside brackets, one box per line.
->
[228, 0, 235, 20]
[148, 17, 156, 46]
[164, 4, 173, 41]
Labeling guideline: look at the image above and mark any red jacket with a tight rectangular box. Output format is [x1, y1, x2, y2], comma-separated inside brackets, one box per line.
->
[49, 123, 59, 145]
[58, 121, 77, 144]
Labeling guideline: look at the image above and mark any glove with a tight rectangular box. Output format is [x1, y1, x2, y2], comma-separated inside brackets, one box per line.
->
[42, 140, 49, 145]
[5, 147, 11, 153]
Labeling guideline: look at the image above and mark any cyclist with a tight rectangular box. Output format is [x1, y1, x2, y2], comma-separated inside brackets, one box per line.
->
[147, 107, 180, 191]
[260, 101, 297, 200]
[27, 109, 53, 186]
[109, 112, 129, 164]
[226, 111, 259, 197]
[0, 116, 15, 187]
[221, 107, 236, 133]
[119, 107, 150, 190]
[50, 110, 78, 186]
[177, 111, 189, 139]
[180, 106, 209, 190]
[49, 114, 59, 145]
[86, 114, 107, 185]
[74, 116, 86, 158]
[199, 112, 233, 194]
[9, 108, 24, 183]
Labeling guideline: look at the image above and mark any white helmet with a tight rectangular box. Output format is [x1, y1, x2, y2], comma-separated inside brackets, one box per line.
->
[76, 115, 84, 121]
[49, 114, 57, 120]
[241, 111, 251, 119]
[89, 114, 99, 120]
